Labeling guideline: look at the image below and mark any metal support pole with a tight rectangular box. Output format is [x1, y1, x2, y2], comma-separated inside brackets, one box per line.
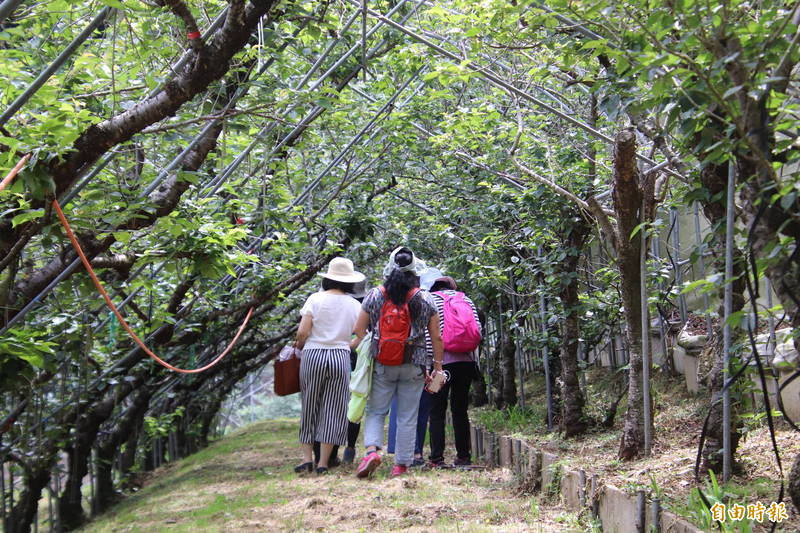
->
[537, 258, 554, 429]
[0, 0, 24, 24]
[0, 7, 113, 128]
[47, 479, 53, 533]
[292, 67, 424, 206]
[722, 160, 735, 483]
[693, 203, 713, 335]
[486, 318, 494, 406]
[766, 278, 776, 360]
[641, 197, 652, 456]
[361, 0, 368, 81]
[670, 207, 687, 324]
[297, 9, 362, 88]
[510, 278, 525, 409]
[53, 467, 60, 532]
[636, 489, 646, 533]
[0, 450, 6, 532]
[89, 448, 96, 516]
[0, 22, 310, 335]
[651, 228, 670, 371]
[651, 497, 662, 532]
[202, 2, 421, 200]
[347, 0, 685, 181]
[579, 340, 587, 391]
[310, 0, 417, 91]
[8, 460, 13, 533]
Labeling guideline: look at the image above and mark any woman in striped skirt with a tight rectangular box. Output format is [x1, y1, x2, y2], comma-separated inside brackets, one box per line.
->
[294, 257, 365, 474]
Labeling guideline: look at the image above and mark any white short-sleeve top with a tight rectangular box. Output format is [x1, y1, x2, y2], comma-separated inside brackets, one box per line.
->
[299, 291, 362, 350]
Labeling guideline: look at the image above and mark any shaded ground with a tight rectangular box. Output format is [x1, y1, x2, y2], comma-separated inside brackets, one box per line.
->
[475, 370, 800, 532]
[78, 419, 593, 533]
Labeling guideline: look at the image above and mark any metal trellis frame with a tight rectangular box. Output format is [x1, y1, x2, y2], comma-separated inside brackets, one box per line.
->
[346, 0, 687, 182]
[0, 7, 114, 128]
[0, 0, 24, 25]
[722, 160, 735, 483]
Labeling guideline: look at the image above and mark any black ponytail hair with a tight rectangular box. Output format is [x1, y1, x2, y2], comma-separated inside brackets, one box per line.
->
[384, 249, 419, 305]
[322, 278, 355, 293]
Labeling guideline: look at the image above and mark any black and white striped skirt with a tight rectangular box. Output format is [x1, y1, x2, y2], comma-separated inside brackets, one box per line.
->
[299, 347, 350, 446]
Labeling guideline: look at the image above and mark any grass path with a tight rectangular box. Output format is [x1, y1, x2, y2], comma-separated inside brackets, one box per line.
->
[79, 419, 592, 532]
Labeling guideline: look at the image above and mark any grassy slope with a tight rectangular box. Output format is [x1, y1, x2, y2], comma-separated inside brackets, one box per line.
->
[473, 370, 800, 532]
[78, 419, 592, 533]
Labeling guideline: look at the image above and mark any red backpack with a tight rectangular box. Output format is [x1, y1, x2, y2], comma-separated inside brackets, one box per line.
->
[376, 286, 419, 366]
[435, 291, 481, 353]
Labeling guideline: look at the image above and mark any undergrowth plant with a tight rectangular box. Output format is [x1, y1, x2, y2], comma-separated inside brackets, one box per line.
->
[686, 471, 755, 533]
[473, 405, 544, 435]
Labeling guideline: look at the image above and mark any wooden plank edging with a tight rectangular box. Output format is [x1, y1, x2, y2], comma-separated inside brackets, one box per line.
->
[473, 427, 703, 533]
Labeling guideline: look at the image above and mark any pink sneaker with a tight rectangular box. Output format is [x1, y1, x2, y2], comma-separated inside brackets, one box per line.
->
[390, 465, 408, 478]
[356, 451, 381, 478]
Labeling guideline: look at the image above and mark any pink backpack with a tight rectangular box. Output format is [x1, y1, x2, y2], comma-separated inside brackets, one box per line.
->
[435, 291, 481, 353]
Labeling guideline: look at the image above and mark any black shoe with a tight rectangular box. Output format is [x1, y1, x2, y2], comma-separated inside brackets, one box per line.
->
[329, 454, 341, 468]
[342, 447, 356, 464]
[316, 466, 329, 475]
[427, 459, 446, 469]
[294, 462, 313, 473]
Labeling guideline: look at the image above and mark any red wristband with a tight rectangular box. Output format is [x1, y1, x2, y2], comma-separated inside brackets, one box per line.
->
[187, 31, 201, 40]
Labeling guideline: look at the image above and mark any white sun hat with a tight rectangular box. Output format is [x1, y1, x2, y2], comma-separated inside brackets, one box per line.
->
[319, 257, 366, 283]
[420, 267, 443, 290]
[382, 246, 429, 278]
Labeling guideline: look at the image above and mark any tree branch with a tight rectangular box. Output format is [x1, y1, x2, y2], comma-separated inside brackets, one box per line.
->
[158, 0, 205, 54]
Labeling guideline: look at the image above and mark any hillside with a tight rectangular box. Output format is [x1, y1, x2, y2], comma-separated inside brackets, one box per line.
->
[78, 419, 592, 533]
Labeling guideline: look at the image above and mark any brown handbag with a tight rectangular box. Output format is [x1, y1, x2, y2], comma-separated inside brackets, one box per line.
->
[274, 348, 301, 396]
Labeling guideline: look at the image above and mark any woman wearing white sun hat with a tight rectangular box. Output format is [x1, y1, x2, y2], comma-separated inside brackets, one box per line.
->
[294, 257, 365, 474]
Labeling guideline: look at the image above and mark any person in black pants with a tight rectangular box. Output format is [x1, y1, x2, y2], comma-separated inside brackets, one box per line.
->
[427, 276, 481, 467]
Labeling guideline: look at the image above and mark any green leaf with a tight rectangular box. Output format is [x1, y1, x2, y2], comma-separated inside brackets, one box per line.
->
[681, 279, 711, 294]
[112, 231, 132, 244]
[722, 85, 743, 98]
[724, 310, 746, 328]
[19, 352, 45, 368]
[99, 0, 125, 8]
[177, 171, 200, 184]
[11, 208, 44, 227]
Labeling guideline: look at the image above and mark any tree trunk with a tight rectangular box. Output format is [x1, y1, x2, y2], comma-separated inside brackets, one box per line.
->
[5, 460, 53, 533]
[58, 378, 140, 529]
[490, 348, 504, 409]
[119, 418, 141, 482]
[501, 331, 518, 408]
[94, 387, 152, 514]
[198, 395, 226, 447]
[59, 445, 91, 530]
[559, 219, 590, 437]
[471, 372, 489, 407]
[7, 244, 353, 533]
[612, 129, 648, 460]
[94, 445, 117, 514]
[490, 314, 505, 408]
[790, 454, 800, 512]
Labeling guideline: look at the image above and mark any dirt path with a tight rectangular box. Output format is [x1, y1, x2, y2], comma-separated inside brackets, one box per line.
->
[79, 419, 593, 532]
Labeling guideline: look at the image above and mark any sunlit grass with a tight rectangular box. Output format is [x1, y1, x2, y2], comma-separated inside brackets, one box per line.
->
[78, 418, 587, 532]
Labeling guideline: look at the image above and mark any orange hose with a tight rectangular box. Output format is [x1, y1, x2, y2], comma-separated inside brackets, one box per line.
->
[0, 153, 31, 192]
[52, 198, 253, 373]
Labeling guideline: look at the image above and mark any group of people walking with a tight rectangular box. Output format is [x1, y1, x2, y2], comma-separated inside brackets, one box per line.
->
[293, 246, 481, 478]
